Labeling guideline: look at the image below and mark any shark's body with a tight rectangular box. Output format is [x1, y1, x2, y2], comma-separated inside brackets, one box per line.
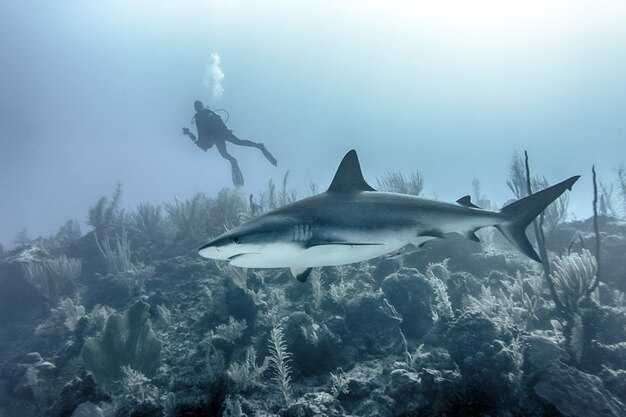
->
[199, 150, 579, 282]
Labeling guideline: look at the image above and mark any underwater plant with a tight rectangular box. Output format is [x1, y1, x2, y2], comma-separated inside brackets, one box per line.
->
[82, 300, 162, 393]
[22, 255, 82, 303]
[88, 181, 124, 238]
[209, 187, 247, 233]
[130, 202, 170, 254]
[550, 249, 597, 312]
[268, 324, 293, 406]
[96, 232, 133, 275]
[376, 169, 424, 196]
[618, 165, 626, 216]
[258, 171, 298, 211]
[164, 192, 213, 242]
[226, 346, 269, 393]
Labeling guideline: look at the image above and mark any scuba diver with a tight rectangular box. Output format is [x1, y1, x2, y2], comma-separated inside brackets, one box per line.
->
[182, 100, 277, 186]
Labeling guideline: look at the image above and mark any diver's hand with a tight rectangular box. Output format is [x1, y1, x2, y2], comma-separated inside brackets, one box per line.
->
[182, 127, 191, 136]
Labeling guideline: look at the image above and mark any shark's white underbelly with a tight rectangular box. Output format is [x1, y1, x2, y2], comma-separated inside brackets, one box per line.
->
[228, 236, 416, 268]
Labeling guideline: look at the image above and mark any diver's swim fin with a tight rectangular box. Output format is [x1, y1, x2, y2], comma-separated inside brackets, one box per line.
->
[259, 144, 277, 166]
[231, 162, 244, 186]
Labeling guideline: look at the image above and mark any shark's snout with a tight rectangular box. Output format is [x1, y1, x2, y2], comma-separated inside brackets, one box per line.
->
[198, 241, 229, 260]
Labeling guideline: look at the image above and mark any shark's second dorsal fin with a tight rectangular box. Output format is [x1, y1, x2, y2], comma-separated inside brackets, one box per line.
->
[327, 150, 376, 193]
[456, 195, 481, 209]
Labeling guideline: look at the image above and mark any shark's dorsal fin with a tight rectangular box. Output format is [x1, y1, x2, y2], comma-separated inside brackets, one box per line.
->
[327, 150, 376, 193]
[456, 195, 481, 209]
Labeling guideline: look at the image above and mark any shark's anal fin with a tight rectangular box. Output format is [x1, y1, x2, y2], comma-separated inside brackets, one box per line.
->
[290, 267, 313, 283]
[456, 195, 481, 209]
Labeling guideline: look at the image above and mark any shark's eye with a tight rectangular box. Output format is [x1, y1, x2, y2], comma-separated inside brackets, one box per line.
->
[232, 237, 240, 244]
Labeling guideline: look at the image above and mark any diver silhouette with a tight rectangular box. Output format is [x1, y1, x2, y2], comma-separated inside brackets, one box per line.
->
[182, 100, 277, 186]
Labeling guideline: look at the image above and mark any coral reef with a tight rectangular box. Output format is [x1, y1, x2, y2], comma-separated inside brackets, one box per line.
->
[1, 183, 626, 417]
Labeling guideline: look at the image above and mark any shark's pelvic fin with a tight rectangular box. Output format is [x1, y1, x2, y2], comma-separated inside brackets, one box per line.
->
[466, 230, 481, 242]
[497, 175, 580, 263]
[327, 150, 376, 193]
[456, 195, 481, 209]
[290, 267, 313, 282]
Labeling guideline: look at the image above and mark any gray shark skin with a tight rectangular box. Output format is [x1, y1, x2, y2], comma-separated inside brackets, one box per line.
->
[199, 150, 579, 282]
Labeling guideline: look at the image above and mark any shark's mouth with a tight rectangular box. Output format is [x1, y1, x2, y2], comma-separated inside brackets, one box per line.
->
[227, 253, 259, 261]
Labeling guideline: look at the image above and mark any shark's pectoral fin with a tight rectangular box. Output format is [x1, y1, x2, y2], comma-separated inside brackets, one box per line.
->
[290, 267, 313, 283]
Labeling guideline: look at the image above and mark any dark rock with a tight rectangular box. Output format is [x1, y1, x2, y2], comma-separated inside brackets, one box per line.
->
[71, 401, 108, 417]
[24, 352, 43, 364]
[339, 361, 382, 400]
[344, 293, 405, 355]
[592, 341, 626, 372]
[464, 252, 515, 278]
[0, 261, 50, 327]
[600, 367, 626, 403]
[284, 280, 308, 302]
[283, 312, 341, 376]
[279, 392, 344, 417]
[223, 282, 258, 336]
[352, 391, 394, 417]
[81, 273, 132, 309]
[372, 257, 402, 283]
[596, 306, 626, 346]
[533, 361, 626, 417]
[444, 312, 522, 412]
[401, 233, 481, 272]
[387, 368, 421, 414]
[447, 272, 482, 312]
[523, 335, 570, 370]
[47, 375, 109, 417]
[128, 401, 162, 417]
[381, 268, 435, 338]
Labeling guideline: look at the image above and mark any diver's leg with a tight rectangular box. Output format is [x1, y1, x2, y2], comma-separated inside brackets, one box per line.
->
[224, 132, 259, 147]
[215, 140, 244, 186]
[215, 139, 237, 164]
[225, 133, 277, 166]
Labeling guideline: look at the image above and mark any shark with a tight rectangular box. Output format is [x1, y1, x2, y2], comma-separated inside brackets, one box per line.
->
[198, 150, 579, 282]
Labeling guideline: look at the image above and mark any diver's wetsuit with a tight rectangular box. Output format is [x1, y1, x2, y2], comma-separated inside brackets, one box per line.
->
[193, 108, 271, 167]
[185, 106, 277, 186]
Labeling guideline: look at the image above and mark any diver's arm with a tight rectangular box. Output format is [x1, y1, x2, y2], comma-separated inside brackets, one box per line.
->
[182, 127, 197, 142]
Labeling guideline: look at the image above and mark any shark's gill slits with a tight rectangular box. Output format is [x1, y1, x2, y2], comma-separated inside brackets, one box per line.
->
[292, 224, 312, 242]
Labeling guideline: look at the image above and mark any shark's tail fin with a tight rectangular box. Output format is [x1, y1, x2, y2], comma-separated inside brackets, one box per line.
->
[496, 176, 580, 262]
